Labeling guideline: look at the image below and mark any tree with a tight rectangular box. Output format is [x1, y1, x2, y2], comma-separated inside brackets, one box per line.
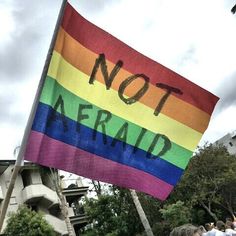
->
[137, 192, 163, 226]
[4, 205, 55, 236]
[82, 186, 143, 236]
[130, 190, 154, 236]
[136, 192, 167, 235]
[173, 144, 236, 221]
[159, 200, 192, 229]
[80, 144, 236, 235]
[91, 180, 102, 196]
[50, 168, 75, 236]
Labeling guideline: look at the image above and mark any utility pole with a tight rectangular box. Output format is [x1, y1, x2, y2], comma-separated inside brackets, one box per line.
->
[130, 190, 154, 236]
[50, 168, 76, 236]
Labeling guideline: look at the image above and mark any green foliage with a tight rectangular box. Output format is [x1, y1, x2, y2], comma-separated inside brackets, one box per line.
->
[4, 205, 56, 236]
[82, 186, 143, 236]
[80, 145, 236, 235]
[152, 221, 170, 236]
[172, 144, 236, 221]
[159, 200, 192, 228]
[191, 209, 208, 225]
[137, 192, 163, 226]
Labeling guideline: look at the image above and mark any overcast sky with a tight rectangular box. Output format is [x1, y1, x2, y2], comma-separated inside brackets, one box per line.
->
[0, 0, 236, 159]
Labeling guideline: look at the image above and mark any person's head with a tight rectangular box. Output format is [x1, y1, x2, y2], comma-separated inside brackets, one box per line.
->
[205, 223, 214, 231]
[225, 220, 234, 229]
[216, 220, 225, 231]
[226, 217, 232, 222]
[170, 224, 200, 236]
[197, 225, 206, 234]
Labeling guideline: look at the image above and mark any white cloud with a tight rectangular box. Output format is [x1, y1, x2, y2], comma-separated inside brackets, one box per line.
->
[0, 4, 15, 44]
[1, 0, 236, 159]
[0, 124, 22, 159]
[80, 0, 236, 95]
[201, 105, 236, 145]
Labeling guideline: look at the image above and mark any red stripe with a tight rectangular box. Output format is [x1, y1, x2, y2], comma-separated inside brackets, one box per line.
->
[25, 131, 174, 200]
[61, 3, 219, 114]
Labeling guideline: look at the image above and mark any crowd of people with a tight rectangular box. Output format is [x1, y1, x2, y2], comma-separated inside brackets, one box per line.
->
[169, 218, 236, 236]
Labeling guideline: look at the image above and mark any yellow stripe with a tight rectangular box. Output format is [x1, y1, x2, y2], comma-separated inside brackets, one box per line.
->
[54, 27, 210, 133]
[47, 51, 202, 151]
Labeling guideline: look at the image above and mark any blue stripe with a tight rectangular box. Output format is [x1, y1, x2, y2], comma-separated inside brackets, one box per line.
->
[32, 102, 183, 185]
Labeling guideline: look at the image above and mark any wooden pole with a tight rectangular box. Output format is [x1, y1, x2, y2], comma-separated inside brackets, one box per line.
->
[130, 190, 154, 236]
[0, 0, 68, 233]
[50, 169, 75, 236]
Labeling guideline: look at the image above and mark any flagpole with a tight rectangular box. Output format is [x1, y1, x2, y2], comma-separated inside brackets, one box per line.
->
[0, 0, 68, 232]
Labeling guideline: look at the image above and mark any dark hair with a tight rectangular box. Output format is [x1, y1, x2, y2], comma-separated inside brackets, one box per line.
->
[226, 220, 234, 229]
[170, 224, 199, 236]
[205, 223, 213, 231]
[226, 217, 232, 222]
[216, 220, 225, 231]
[198, 225, 206, 233]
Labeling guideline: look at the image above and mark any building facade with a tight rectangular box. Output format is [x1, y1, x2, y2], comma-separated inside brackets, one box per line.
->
[214, 131, 236, 155]
[0, 161, 88, 235]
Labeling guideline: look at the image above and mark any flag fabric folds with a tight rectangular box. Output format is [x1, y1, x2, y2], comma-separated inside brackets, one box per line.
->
[25, 2, 219, 200]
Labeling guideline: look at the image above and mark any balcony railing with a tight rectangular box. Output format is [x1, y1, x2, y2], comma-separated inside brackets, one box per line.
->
[70, 213, 89, 226]
[22, 184, 59, 208]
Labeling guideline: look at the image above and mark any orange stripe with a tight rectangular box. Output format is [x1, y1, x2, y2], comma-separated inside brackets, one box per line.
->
[54, 27, 210, 133]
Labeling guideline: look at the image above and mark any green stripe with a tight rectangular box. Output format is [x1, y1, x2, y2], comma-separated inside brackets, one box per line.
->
[40, 76, 193, 169]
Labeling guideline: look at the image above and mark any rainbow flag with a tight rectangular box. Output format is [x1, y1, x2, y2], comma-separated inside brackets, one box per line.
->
[25, 2, 218, 200]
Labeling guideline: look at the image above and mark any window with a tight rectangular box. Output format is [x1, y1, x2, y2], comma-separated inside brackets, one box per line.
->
[21, 170, 32, 188]
[10, 196, 17, 205]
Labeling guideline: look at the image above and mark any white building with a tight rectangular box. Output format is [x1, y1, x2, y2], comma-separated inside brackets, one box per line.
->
[214, 131, 236, 155]
[0, 161, 88, 235]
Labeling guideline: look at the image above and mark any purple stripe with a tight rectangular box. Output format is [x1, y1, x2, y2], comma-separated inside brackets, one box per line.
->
[25, 131, 173, 200]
